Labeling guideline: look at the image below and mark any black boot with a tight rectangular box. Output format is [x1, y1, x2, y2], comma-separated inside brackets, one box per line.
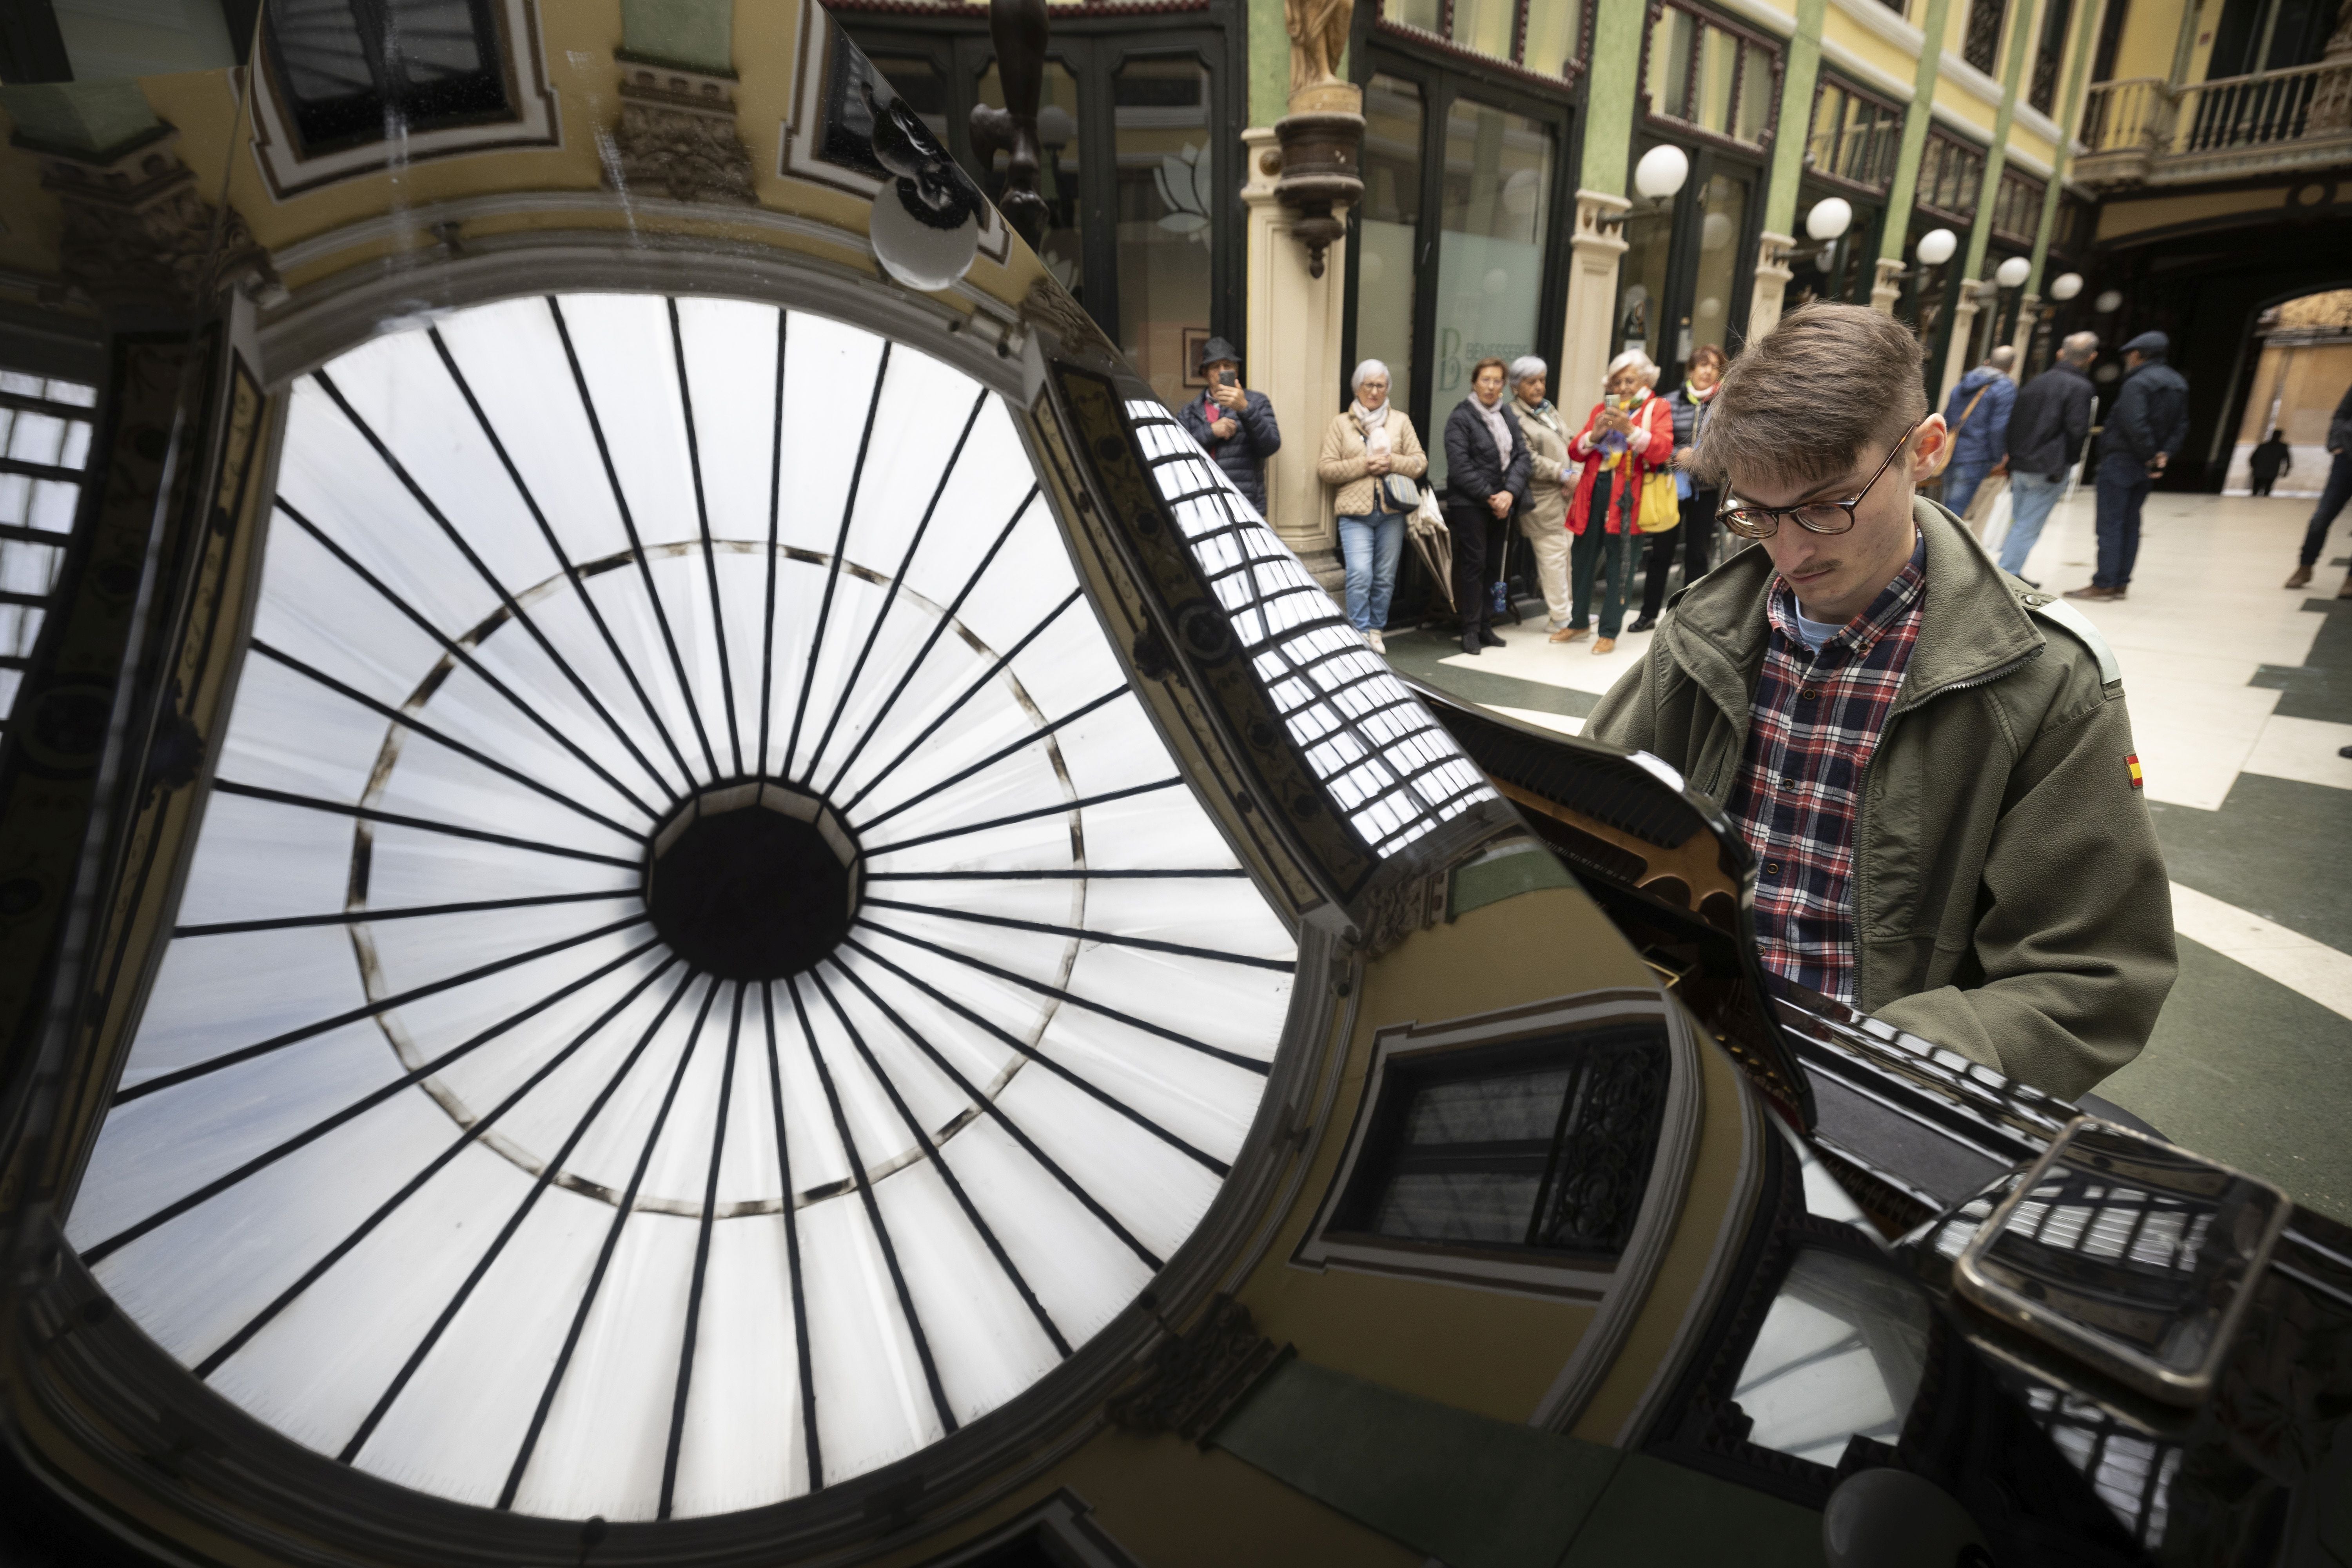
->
[1478, 625, 1505, 647]
[1460, 628, 1483, 655]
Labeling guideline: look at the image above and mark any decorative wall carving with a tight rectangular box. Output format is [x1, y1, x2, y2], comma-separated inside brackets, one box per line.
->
[36, 128, 271, 313]
[1106, 1296, 1285, 1443]
[606, 59, 755, 205]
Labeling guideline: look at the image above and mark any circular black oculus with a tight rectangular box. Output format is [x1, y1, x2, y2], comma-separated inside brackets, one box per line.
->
[643, 784, 860, 981]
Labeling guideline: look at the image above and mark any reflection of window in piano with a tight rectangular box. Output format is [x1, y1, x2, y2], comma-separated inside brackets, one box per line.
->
[0, 368, 99, 737]
[2024, 1385, 2183, 1550]
[263, 0, 510, 157]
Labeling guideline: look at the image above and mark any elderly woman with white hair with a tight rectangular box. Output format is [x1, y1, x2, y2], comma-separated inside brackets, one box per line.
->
[1506, 355, 1577, 638]
[1561, 348, 1673, 654]
[1317, 358, 1428, 653]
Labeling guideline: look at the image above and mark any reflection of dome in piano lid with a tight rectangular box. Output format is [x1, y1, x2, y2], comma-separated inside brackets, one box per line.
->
[65, 293, 1297, 1521]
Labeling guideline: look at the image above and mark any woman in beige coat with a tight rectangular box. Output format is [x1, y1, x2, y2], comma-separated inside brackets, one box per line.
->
[1317, 359, 1428, 652]
[1508, 354, 1577, 638]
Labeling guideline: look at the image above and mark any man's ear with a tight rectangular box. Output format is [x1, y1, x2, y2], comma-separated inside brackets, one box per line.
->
[1911, 414, 1951, 480]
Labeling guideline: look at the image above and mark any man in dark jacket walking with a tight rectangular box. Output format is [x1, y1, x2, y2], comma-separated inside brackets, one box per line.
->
[2284, 383, 2352, 594]
[2065, 329, 2187, 602]
[1176, 336, 1282, 515]
[1997, 331, 2098, 581]
[2249, 429, 2292, 495]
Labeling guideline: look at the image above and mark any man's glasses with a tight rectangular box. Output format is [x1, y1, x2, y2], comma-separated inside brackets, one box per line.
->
[1716, 417, 1926, 540]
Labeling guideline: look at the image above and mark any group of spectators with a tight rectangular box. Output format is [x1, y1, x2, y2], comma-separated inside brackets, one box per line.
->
[1316, 345, 1731, 657]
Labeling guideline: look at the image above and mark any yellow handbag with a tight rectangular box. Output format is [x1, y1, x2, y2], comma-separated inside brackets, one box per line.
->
[1637, 468, 1681, 533]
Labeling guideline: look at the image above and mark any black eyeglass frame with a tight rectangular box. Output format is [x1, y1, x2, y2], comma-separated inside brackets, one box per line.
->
[1716, 416, 1928, 539]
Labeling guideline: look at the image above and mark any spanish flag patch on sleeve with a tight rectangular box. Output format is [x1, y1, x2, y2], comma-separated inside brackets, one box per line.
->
[2126, 753, 2144, 789]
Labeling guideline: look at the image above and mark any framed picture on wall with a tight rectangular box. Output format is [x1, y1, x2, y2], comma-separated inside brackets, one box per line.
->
[1181, 327, 1214, 387]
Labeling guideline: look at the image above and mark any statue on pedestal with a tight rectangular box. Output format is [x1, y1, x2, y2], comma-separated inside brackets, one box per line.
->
[1285, 0, 1350, 94]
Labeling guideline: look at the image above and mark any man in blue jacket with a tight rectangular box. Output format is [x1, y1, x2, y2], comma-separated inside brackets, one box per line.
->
[2283, 382, 2352, 594]
[1997, 332, 2098, 583]
[1176, 336, 1282, 515]
[2066, 330, 2188, 602]
[1939, 345, 2017, 519]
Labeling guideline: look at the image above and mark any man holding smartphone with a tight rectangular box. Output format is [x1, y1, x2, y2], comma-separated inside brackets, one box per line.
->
[1176, 336, 1283, 515]
[1585, 303, 2174, 1100]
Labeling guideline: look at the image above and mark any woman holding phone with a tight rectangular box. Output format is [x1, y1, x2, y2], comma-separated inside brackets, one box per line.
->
[1561, 350, 1672, 654]
[1318, 359, 1428, 653]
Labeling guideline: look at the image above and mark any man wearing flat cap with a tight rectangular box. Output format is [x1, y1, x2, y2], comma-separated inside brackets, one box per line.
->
[1176, 336, 1283, 515]
[2065, 330, 2187, 603]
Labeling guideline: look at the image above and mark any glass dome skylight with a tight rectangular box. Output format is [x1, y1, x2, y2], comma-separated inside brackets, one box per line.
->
[65, 294, 1296, 1521]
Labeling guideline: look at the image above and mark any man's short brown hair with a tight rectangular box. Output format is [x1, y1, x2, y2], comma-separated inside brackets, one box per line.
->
[1688, 303, 1926, 491]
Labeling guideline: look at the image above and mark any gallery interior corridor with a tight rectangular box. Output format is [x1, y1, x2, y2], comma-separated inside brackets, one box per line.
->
[1388, 490, 2352, 1220]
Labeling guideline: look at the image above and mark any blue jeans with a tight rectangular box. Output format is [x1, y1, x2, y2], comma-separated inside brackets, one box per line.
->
[2094, 464, 2152, 589]
[1942, 461, 1990, 519]
[2299, 450, 2352, 569]
[1998, 470, 2066, 577]
[1338, 510, 1406, 632]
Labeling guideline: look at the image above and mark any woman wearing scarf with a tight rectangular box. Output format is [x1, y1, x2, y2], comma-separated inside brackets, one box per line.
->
[1317, 359, 1428, 653]
[1506, 354, 1577, 639]
[1629, 343, 1725, 633]
[1561, 349, 1672, 654]
[1443, 357, 1531, 656]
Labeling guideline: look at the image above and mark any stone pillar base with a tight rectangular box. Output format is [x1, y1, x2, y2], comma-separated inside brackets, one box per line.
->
[2009, 292, 2042, 370]
[1871, 256, 1905, 316]
[1748, 230, 1794, 344]
[1940, 288, 1982, 407]
[1564, 190, 1632, 409]
[1242, 124, 1348, 568]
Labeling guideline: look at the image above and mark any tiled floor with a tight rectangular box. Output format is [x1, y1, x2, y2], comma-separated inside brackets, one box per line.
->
[1390, 489, 2352, 1219]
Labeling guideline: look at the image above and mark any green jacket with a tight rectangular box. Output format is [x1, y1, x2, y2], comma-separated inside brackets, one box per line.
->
[1585, 499, 2175, 1101]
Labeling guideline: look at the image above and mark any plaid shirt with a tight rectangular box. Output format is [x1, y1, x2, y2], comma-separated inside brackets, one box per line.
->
[1726, 539, 1927, 1003]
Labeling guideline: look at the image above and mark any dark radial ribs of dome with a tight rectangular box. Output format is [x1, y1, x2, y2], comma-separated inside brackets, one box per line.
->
[668, 298, 746, 778]
[497, 974, 720, 1506]
[782, 343, 891, 781]
[306, 368, 679, 813]
[660, 983, 744, 1518]
[178, 953, 679, 1376]
[757, 311, 786, 773]
[207, 780, 642, 868]
[836, 587, 1083, 817]
[864, 868, 1250, 881]
[816, 484, 1038, 801]
[84, 939, 665, 1270]
[857, 921, 1268, 1075]
[860, 777, 1182, 857]
[430, 323, 697, 791]
[810, 966, 1071, 1359]
[798, 387, 989, 787]
[111, 913, 648, 1105]
[547, 296, 721, 780]
[850, 686, 1129, 834]
[242, 638, 645, 842]
[860, 896, 1290, 973]
[760, 984, 823, 1494]
[342, 969, 714, 1467]
[274, 499, 666, 821]
[840, 935, 1227, 1177]
[172, 886, 629, 938]
[785, 973, 958, 1438]
[826, 956, 1161, 1269]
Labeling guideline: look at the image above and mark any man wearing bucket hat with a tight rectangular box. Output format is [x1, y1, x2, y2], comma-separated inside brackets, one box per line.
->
[1176, 336, 1283, 515]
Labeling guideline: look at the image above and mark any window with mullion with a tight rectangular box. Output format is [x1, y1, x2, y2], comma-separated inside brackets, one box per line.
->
[262, 0, 510, 158]
[1963, 0, 2009, 74]
[1806, 76, 1903, 193]
[1641, 0, 1780, 150]
[1380, 0, 1589, 78]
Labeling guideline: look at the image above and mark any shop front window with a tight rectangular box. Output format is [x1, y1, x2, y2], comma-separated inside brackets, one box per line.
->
[1354, 74, 1426, 425]
[1617, 203, 1673, 374]
[1429, 96, 1553, 486]
[978, 60, 1085, 301]
[1687, 172, 1749, 362]
[1113, 57, 1215, 408]
[1382, 0, 1588, 77]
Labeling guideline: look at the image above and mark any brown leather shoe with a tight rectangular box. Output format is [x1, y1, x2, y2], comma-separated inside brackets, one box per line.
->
[1593, 637, 1617, 655]
[2062, 585, 2120, 601]
[2285, 564, 2314, 590]
[1551, 625, 1587, 643]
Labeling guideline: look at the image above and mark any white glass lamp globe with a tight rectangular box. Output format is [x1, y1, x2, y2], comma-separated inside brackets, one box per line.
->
[1805, 197, 1853, 242]
[1915, 227, 1958, 266]
[1633, 144, 1690, 201]
[2049, 272, 2084, 301]
[1995, 255, 2032, 289]
[2094, 289, 2123, 313]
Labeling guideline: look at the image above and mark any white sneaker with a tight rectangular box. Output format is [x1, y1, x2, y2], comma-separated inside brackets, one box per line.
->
[1367, 628, 1387, 654]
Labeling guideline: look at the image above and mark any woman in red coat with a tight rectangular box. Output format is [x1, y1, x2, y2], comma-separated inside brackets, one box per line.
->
[1560, 350, 1674, 653]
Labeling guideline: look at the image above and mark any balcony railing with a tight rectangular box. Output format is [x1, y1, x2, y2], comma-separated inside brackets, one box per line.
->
[2076, 58, 2352, 184]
